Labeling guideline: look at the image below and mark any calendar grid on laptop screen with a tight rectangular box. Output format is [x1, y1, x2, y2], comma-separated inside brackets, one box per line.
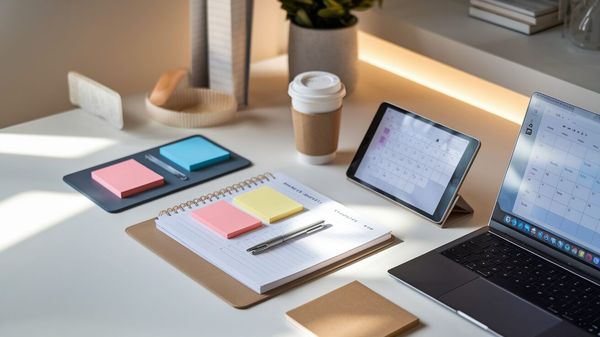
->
[505, 98, 600, 255]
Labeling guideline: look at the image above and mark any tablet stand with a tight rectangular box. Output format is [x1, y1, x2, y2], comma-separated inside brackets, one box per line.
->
[441, 194, 474, 227]
[453, 194, 474, 214]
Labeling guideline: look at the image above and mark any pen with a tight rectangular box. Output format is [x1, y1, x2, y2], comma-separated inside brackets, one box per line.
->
[144, 154, 189, 181]
[246, 220, 328, 255]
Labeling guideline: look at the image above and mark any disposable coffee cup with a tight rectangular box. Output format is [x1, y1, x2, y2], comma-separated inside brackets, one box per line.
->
[288, 71, 346, 165]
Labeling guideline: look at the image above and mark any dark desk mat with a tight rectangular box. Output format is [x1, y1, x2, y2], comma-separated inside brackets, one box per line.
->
[63, 135, 252, 213]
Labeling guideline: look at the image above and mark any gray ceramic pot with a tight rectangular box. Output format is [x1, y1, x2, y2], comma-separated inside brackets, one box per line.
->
[288, 22, 358, 95]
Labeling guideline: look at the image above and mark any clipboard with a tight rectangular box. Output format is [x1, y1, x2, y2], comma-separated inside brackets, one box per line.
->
[126, 219, 397, 309]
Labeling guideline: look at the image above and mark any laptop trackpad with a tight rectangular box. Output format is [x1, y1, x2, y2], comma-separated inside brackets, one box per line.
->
[439, 278, 560, 337]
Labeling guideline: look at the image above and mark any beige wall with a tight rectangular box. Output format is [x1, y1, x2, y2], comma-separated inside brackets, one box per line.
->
[0, 0, 287, 128]
[251, 1, 289, 61]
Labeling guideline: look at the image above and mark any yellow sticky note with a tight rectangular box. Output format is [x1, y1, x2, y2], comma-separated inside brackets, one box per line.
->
[233, 186, 303, 223]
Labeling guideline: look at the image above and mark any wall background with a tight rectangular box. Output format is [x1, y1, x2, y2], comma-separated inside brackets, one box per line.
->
[0, 0, 287, 128]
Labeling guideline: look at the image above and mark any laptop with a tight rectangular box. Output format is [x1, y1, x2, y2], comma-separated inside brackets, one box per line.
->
[389, 92, 600, 337]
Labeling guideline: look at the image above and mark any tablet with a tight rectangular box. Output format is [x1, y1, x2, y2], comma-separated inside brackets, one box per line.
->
[347, 103, 480, 224]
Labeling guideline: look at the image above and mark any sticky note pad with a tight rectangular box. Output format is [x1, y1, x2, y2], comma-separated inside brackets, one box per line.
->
[91, 159, 164, 198]
[190, 200, 262, 239]
[159, 136, 230, 171]
[233, 186, 303, 223]
[286, 281, 419, 337]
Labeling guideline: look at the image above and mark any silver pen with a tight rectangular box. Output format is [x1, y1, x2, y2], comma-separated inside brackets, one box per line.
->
[246, 220, 328, 255]
[144, 154, 189, 181]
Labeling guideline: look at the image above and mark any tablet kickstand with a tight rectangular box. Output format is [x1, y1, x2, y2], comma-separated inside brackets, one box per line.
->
[440, 194, 474, 227]
[452, 194, 474, 214]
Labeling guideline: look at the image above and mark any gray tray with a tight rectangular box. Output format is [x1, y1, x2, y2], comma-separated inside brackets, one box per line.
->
[63, 135, 252, 213]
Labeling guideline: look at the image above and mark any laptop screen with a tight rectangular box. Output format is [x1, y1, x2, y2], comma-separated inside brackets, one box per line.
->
[493, 93, 600, 272]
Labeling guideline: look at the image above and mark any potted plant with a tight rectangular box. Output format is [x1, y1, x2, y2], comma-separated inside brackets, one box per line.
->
[279, 0, 383, 95]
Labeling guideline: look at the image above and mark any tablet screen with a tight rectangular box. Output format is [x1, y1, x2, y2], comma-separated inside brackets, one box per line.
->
[347, 103, 480, 222]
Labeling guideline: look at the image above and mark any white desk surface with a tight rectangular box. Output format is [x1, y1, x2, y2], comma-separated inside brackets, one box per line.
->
[0, 56, 520, 337]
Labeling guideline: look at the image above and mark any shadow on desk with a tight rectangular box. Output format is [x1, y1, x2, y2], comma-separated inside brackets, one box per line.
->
[331, 150, 356, 167]
[247, 74, 289, 109]
[218, 112, 270, 128]
[443, 212, 479, 229]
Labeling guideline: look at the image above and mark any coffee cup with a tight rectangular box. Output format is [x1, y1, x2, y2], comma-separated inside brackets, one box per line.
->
[288, 71, 346, 165]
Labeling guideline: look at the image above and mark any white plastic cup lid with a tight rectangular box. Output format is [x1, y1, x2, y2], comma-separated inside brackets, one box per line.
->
[288, 71, 346, 100]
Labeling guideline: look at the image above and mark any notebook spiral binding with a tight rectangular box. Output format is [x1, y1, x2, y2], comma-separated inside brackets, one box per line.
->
[158, 172, 275, 216]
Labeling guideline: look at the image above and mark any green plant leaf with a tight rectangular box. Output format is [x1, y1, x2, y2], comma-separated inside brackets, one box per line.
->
[317, 8, 344, 18]
[280, 0, 380, 28]
[279, 0, 299, 14]
[348, 0, 373, 10]
[294, 8, 314, 27]
[340, 15, 358, 26]
[323, 0, 343, 10]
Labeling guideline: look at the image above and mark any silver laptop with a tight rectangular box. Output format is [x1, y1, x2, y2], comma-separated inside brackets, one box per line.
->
[389, 93, 600, 337]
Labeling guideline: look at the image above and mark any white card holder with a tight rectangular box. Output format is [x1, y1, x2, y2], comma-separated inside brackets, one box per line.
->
[68, 71, 124, 129]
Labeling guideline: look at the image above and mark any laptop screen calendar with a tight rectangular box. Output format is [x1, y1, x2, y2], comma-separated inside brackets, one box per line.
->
[354, 107, 470, 215]
[496, 94, 600, 270]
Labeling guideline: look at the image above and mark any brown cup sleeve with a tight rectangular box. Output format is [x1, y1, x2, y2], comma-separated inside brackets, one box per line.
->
[292, 107, 341, 156]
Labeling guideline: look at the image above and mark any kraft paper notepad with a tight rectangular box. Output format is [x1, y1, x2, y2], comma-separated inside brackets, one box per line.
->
[286, 281, 419, 337]
[233, 186, 303, 223]
[190, 200, 262, 238]
[159, 136, 230, 171]
[91, 159, 164, 198]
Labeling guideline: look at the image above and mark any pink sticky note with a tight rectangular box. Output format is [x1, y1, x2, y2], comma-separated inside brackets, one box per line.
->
[91, 159, 164, 198]
[191, 200, 262, 239]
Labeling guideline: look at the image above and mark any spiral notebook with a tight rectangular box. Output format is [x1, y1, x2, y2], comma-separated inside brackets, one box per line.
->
[126, 172, 397, 308]
[156, 172, 391, 294]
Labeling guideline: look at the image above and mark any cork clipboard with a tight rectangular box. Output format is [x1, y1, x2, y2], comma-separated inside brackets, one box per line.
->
[126, 218, 397, 309]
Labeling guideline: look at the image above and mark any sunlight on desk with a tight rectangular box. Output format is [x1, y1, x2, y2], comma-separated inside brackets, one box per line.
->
[297, 313, 396, 336]
[350, 204, 414, 226]
[358, 32, 529, 125]
[0, 191, 91, 251]
[0, 134, 116, 158]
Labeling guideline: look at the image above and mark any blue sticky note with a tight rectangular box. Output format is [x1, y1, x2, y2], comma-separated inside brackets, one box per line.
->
[159, 137, 230, 171]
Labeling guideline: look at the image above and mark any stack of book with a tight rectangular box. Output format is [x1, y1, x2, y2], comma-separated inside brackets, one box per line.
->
[468, 0, 563, 35]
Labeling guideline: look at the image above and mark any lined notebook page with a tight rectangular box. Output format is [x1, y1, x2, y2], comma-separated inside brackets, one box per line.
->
[156, 173, 391, 294]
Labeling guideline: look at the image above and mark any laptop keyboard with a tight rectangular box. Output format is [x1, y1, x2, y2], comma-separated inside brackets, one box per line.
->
[441, 232, 600, 336]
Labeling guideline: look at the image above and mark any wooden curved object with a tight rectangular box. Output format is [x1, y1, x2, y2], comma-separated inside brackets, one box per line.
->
[149, 68, 189, 106]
